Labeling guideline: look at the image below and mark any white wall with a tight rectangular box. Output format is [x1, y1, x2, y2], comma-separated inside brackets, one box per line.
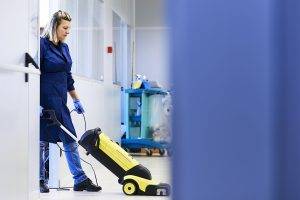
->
[135, 0, 170, 89]
[0, 0, 40, 199]
[68, 77, 121, 142]
[136, 28, 170, 88]
[0, 68, 40, 200]
[64, 0, 124, 142]
[135, 0, 166, 27]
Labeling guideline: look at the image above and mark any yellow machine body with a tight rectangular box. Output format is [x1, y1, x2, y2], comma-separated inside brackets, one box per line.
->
[79, 128, 170, 196]
[98, 132, 139, 170]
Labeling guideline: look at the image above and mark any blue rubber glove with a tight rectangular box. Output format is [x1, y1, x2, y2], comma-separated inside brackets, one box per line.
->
[73, 99, 85, 114]
[40, 106, 44, 117]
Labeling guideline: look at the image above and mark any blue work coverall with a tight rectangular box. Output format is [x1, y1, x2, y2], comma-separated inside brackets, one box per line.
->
[39, 37, 87, 184]
[40, 37, 76, 143]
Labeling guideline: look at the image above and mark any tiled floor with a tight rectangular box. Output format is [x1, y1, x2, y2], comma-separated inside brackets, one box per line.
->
[40, 155, 172, 200]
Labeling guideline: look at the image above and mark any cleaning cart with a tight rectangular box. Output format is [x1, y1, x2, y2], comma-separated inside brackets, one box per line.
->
[122, 88, 172, 156]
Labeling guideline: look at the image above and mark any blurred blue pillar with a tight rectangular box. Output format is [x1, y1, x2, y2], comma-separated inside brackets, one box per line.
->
[168, 0, 282, 199]
[279, 1, 300, 200]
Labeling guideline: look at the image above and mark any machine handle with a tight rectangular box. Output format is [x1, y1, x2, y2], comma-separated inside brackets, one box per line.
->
[42, 109, 79, 143]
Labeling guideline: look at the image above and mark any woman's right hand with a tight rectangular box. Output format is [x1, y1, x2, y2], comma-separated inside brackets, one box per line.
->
[73, 99, 85, 114]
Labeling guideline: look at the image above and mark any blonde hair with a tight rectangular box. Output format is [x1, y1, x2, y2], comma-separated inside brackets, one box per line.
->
[42, 10, 72, 43]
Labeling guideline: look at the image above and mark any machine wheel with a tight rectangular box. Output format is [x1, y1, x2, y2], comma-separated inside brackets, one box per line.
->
[123, 180, 138, 195]
[146, 149, 153, 156]
[159, 149, 165, 156]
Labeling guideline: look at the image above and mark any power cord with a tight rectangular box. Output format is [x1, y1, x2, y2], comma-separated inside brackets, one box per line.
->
[44, 109, 99, 190]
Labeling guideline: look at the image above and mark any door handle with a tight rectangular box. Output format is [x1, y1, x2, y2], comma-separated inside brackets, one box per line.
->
[25, 52, 39, 82]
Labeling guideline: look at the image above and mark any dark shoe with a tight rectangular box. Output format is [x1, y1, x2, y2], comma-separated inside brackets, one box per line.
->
[74, 178, 102, 192]
[40, 180, 50, 193]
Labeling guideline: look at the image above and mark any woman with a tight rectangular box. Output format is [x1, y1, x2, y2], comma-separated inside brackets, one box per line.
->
[39, 10, 101, 193]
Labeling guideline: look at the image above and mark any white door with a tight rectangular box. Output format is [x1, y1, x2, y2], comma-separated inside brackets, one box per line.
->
[0, 0, 40, 199]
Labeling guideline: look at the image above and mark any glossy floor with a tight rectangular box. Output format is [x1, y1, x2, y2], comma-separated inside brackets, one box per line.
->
[40, 155, 172, 200]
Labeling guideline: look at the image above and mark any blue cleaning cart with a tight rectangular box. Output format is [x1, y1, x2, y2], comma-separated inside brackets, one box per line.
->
[121, 88, 172, 156]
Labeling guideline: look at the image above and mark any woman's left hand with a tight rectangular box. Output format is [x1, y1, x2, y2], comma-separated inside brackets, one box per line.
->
[73, 99, 85, 114]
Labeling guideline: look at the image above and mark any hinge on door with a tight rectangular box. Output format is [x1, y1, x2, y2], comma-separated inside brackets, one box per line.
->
[25, 52, 39, 82]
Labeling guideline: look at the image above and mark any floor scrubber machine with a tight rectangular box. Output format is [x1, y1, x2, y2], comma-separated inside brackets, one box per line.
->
[43, 110, 171, 196]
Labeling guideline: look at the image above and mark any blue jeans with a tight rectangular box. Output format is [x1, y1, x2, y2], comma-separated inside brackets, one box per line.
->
[40, 141, 88, 185]
[40, 141, 49, 183]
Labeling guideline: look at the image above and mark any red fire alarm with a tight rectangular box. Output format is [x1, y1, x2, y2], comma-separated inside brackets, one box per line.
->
[107, 46, 113, 53]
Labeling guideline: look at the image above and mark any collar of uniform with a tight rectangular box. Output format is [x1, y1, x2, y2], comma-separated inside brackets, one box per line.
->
[45, 37, 67, 62]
